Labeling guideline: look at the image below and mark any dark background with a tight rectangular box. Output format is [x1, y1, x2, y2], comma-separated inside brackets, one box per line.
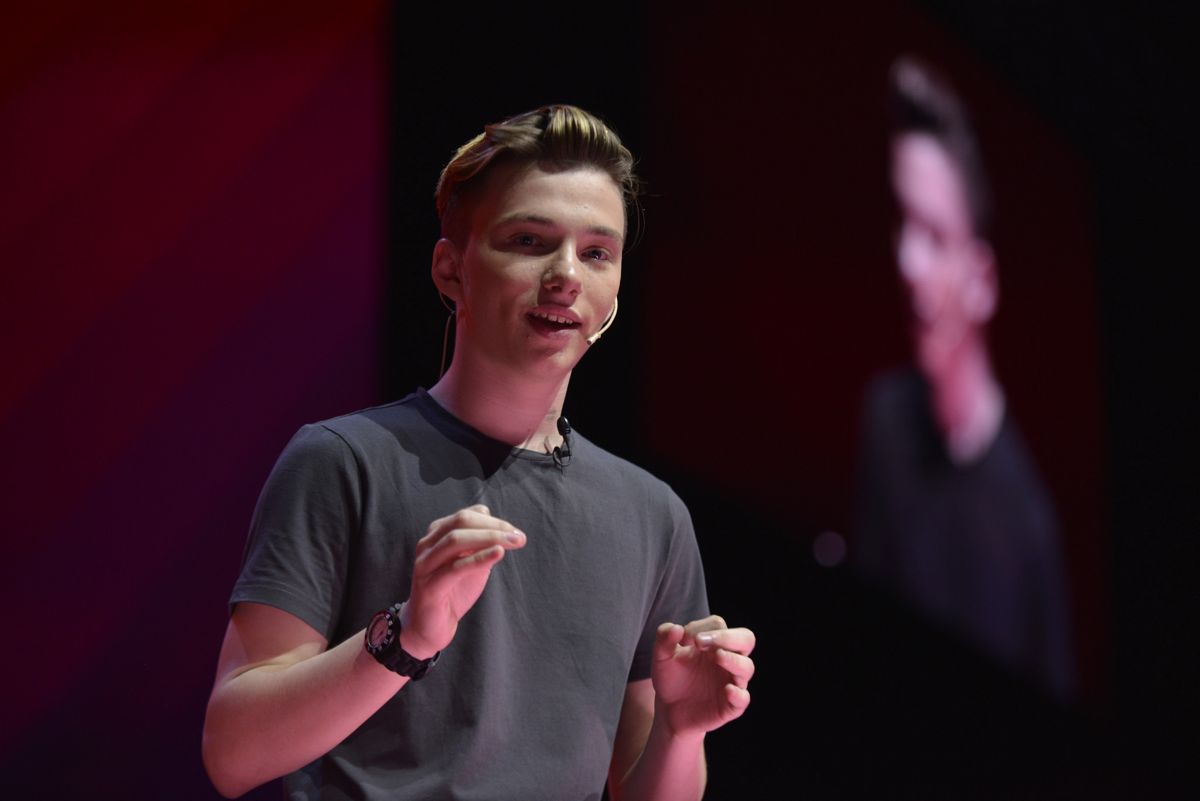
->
[1, 1, 1193, 798]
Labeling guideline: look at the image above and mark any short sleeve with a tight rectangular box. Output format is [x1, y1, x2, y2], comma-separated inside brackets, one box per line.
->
[230, 424, 362, 642]
[628, 493, 710, 681]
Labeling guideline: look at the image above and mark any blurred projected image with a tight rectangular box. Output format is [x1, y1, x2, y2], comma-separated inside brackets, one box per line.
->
[851, 56, 1074, 702]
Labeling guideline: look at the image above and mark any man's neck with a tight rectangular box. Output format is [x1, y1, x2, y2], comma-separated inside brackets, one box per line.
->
[428, 357, 571, 452]
[927, 338, 1004, 465]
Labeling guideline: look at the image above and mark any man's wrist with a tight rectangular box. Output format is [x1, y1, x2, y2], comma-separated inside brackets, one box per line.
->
[364, 603, 440, 679]
[396, 629, 439, 661]
[652, 697, 708, 745]
[396, 602, 439, 660]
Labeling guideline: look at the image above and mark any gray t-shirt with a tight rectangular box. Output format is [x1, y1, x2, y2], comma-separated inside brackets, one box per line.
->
[231, 389, 709, 800]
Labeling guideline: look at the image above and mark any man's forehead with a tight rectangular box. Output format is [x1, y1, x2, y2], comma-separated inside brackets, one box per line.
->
[892, 134, 972, 232]
[473, 163, 627, 239]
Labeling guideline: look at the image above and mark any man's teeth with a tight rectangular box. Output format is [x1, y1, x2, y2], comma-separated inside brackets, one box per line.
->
[533, 311, 576, 325]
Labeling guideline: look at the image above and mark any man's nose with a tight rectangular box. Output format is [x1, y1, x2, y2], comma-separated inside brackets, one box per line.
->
[896, 226, 938, 292]
[542, 247, 582, 297]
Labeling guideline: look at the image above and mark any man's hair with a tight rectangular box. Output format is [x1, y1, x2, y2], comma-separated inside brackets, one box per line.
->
[435, 104, 640, 246]
[888, 56, 994, 239]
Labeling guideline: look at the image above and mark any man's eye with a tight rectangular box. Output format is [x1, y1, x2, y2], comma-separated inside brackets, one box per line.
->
[582, 248, 610, 262]
[511, 233, 539, 247]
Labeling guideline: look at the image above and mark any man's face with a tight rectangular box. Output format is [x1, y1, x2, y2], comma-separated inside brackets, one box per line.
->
[448, 163, 625, 379]
[890, 132, 993, 379]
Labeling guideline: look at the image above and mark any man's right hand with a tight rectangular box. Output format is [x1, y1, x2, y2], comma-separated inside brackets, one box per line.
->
[203, 505, 523, 797]
[398, 504, 526, 659]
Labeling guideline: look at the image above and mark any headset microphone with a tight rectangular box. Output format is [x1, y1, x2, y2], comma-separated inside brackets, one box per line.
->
[586, 297, 619, 345]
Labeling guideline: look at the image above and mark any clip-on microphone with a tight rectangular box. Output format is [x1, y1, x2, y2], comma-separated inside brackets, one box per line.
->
[552, 416, 572, 468]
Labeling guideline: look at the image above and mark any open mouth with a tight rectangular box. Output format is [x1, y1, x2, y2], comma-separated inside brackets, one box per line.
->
[528, 310, 581, 335]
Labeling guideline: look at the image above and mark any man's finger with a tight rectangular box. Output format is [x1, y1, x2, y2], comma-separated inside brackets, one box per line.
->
[713, 649, 756, 686]
[418, 507, 517, 553]
[415, 528, 526, 573]
[653, 621, 685, 661]
[695, 626, 756, 656]
[682, 615, 727, 641]
[423, 544, 507, 588]
[724, 684, 751, 716]
[451, 544, 507, 571]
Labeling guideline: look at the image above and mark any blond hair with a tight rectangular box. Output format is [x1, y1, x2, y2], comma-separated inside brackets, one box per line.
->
[435, 104, 639, 245]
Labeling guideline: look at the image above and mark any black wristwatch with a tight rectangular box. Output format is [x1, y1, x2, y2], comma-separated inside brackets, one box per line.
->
[365, 603, 440, 680]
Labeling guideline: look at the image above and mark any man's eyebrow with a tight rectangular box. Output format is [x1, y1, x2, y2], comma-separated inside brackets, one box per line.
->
[587, 225, 626, 245]
[495, 213, 625, 245]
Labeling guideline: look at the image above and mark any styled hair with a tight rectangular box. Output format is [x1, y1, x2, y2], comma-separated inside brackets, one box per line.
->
[889, 56, 994, 239]
[435, 104, 640, 246]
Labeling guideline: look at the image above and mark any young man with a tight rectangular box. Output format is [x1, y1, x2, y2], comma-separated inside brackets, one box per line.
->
[203, 105, 755, 800]
[851, 59, 1074, 702]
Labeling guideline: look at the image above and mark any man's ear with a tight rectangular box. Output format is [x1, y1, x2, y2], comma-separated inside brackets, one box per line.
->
[964, 239, 998, 324]
[431, 238, 464, 305]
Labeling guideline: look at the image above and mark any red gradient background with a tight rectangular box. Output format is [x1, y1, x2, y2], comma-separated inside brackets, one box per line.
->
[3, 2, 1189, 799]
[1, 4, 384, 798]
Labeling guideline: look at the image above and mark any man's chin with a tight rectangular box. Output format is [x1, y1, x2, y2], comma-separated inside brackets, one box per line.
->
[523, 341, 587, 374]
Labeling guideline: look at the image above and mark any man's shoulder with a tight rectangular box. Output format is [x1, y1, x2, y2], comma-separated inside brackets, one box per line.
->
[572, 433, 688, 513]
[304, 391, 436, 445]
[316, 395, 416, 433]
[859, 366, 936, 443]
[865, 366, 925, 413]
[269, 393, 442, 474]
[982, 416, 1060, 533]
[573, 432, 664, 483]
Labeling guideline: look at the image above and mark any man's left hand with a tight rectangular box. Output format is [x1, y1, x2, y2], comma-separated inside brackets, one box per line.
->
[651, 615, 756, 740]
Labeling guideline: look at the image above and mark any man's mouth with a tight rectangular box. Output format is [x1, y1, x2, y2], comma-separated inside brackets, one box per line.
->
[528, 309, 581, 334]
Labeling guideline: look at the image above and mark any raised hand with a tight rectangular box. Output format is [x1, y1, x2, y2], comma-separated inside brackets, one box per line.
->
[398, 504, 526, 658]
[650, 615, 756, 739]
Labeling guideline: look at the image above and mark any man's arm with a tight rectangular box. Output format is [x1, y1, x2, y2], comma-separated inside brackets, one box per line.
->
[608, 616, 756, 801]
[202, 505, 525, 798]
[202, 603, 404, 798]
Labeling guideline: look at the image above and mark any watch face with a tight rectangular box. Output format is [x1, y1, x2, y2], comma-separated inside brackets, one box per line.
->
[367, 611, 392, 651]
